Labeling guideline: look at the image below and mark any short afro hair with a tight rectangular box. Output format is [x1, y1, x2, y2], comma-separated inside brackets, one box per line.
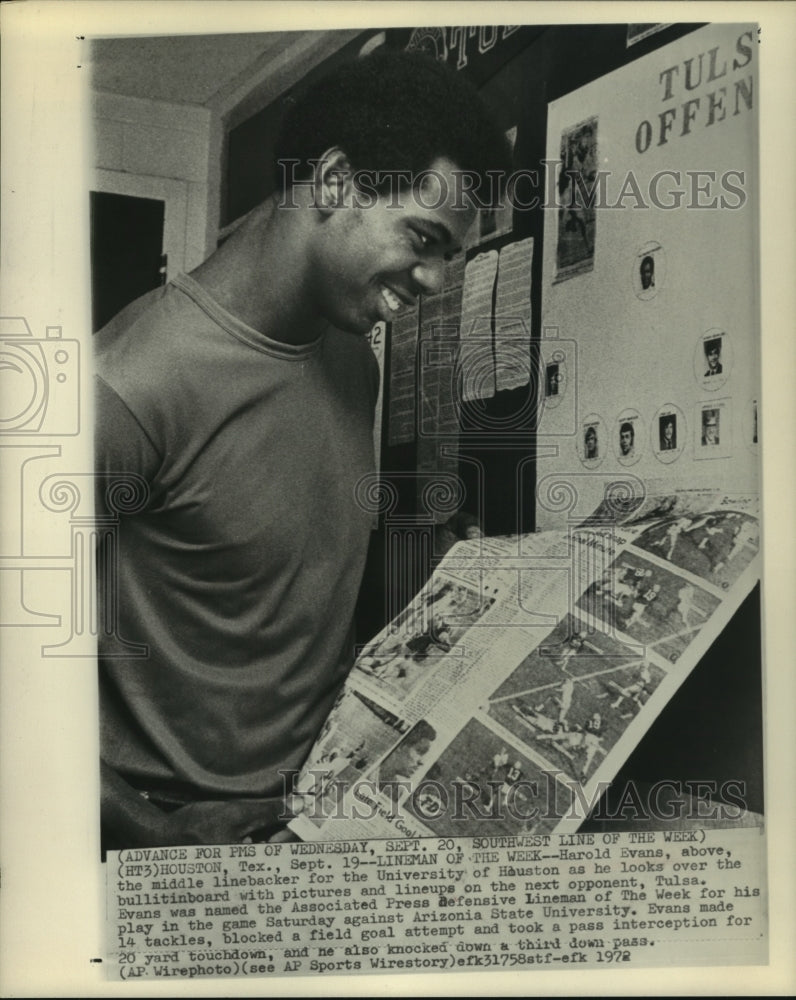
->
[274, 48, 512, 199]
[704, 337, 722, 356]
[407, 719, 437, 745]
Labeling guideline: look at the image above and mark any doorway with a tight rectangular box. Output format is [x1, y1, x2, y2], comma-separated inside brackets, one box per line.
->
[90, 191, 165, 332]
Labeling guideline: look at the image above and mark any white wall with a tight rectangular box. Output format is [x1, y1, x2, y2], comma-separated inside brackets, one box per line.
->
[536, 23, 760, 529]
[91, 91, 213, 275]
[90, 31, 364, 266]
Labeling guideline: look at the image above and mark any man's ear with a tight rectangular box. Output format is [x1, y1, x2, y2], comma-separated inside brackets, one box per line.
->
[314, 147, 354, 214]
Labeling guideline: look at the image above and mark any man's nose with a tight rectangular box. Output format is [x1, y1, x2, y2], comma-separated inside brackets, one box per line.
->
[411, 257, 445, 296]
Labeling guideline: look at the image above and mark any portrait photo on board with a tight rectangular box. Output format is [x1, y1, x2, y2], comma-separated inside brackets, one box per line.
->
[555, 116, 598, 280]
[633, 240, 665, 300]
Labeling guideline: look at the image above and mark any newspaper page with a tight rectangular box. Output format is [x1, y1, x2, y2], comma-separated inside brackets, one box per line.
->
[103, 485, 766, 979]
[287, 485, 760, 843]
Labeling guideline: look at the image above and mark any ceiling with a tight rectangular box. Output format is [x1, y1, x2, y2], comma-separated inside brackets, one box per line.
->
[88, 31, 357, 109]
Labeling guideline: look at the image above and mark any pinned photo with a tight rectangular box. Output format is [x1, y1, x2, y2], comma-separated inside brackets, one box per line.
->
[653, 404, 685, 464]
[660, 415, 677, 450]
[464, 125, 517, 250]
[694, 328, 731, 390]
[545, 362, 560, 397]
[696, 398, 731, 460]
[703, 339, 723, 377]
[584, 425, 599, 460]
[538, 344, 572, 419]
[620, 421, 636, 455]
[615, 408, 643, 466]
[633, 241, 665, 300]
[555, 116, 598, 281]
[744, 398, 759, 451]
[290, 689, 404, 826]
[701, 408, 720, 446]
[579, 414, 604, 467]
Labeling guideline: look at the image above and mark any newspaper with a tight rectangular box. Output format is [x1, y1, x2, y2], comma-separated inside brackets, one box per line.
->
[101, 483, 767, 982]
[288, 486, 760, 842]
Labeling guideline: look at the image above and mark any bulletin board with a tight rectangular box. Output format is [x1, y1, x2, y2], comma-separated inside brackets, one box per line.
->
[536, 23, 759, 529]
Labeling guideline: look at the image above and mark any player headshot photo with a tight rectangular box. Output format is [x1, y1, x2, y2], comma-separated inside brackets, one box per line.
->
[619, 421, 635, 456]
[557, 116, 598, 275]
[633, 242, 664, 299]
[639, 254, 655, 291]
[376, 720, 437, 804]
[659, 415, 677, 450]
[701, 409, 720, 446]
[584, 425, 599, 459]
[546, 362, 560, 397]
[704, 337, 723, 376]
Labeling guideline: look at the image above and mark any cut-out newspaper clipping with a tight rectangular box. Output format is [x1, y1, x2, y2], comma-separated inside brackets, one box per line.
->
[105, 484, 764, 980]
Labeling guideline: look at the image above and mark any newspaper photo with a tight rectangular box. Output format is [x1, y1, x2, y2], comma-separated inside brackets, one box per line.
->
[288, 486, 760, 843]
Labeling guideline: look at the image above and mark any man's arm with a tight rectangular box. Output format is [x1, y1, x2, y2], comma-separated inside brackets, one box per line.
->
[94, 375, 161, 486]
[94, 376, 301, 848]
[101, 760, 174, 847]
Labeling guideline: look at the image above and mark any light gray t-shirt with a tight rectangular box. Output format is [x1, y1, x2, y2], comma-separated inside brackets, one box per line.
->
[95, 273, 378, 799]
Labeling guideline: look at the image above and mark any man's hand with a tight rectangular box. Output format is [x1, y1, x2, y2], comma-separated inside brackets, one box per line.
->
[434, 511, 483, 559]
[163, 797, 291, 845]
[101, 761, 293, 848]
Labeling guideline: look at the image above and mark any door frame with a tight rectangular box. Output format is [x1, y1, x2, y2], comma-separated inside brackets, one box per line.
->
[92, 170, 188, 281]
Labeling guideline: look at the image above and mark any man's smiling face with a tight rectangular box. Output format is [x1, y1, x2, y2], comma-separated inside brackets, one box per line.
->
[314, 156, 477, 335]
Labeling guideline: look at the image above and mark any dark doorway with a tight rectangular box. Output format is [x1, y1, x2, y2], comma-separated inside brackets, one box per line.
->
[90, 191, 165, 332]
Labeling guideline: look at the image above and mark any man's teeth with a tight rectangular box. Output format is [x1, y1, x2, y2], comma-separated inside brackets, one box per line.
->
[380, 285, 402, 312]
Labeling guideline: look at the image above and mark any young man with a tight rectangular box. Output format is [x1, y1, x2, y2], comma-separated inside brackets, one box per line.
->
[619, 421, 635, 457]
[639, 254, 655, 291]
[584, 425, 599, 459]
[95, 50, 510, 848]
[376, 720, 437, 805]
[704, 339, 723, 376]
[660, 417, 677, 450]
[702, 410, 720, 445]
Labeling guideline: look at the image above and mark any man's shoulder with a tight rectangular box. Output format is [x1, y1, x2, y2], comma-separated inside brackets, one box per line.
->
[93, 281, 213, 439]
[94, 285, 172, 354]
[93, 282, 193, 386]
